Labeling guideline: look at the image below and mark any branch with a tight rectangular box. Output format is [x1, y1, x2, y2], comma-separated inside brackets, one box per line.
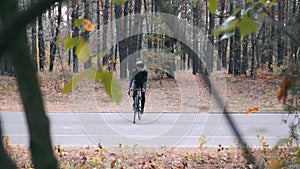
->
[0, 0, 64, 57]
[0, 0, 62, 168]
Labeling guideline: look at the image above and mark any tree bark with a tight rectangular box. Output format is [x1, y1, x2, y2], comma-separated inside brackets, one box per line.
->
[128, 0, 141, 71]
[31, 0, 37, 71]
[38, 14, 45, 71]
[49, 2, 62, 72]
[72, 0, 79, 73]
[192, 2, 199, 75]
[0, 0, 58, 168]
[233, 0, 241, 75]
[96, 0, 101, 68]
[102, 0, 109, 67]
[83, 0, 91, 69]
[241, 37, 248, 75]
[219, 0, 228, 69]
[115, 2, 127, 78]
[121, 1, 129, 78]
[228, 2, 234, 74]
[277, 1, 284, 67]
[206, 6, 214, 75]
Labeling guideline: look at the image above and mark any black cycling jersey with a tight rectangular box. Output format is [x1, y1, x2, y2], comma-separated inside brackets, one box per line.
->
[128, 68, 148, 89]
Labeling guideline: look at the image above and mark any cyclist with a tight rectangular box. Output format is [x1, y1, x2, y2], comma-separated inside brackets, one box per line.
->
[128, 61, 148, 113]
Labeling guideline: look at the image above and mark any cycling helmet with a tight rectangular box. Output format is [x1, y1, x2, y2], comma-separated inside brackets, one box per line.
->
[136, 61, 144, 68]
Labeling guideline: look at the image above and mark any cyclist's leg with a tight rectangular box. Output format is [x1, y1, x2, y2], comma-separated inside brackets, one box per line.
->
[141, 91, 145, 112]
[132, 85, 138, 108]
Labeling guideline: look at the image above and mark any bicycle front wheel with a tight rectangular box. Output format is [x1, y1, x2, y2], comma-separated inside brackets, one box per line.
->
[133, 110, 137, 123]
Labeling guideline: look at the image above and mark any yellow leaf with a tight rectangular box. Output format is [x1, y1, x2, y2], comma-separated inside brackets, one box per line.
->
[246, 107, 259, 114]
[83, 19, 95, 31]
[259, 135, 265, 141]
[268, 159, 284, 169]
[4, 136, 10, 145]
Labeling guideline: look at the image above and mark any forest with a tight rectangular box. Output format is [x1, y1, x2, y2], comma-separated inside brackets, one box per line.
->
[1, 0, 299, 78]
[1, 0, 300, 168]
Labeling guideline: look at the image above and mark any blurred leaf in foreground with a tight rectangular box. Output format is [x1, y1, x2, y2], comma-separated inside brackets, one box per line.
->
[62, 69, 122, 103]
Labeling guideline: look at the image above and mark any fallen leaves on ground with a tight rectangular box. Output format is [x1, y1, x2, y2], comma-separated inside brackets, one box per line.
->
[8, 145, 253, 169]
[246, 107, 259, 115]
[7, 144, 300, 169]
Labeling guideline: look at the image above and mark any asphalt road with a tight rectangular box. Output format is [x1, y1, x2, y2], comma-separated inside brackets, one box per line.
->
[0, 112, 295, 148]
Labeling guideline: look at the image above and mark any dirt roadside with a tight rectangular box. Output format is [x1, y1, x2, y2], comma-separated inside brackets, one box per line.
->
[0, 70, 284, 113]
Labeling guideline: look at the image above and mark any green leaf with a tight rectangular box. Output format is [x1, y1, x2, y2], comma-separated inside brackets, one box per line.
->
[75, 18, 84, 28]
[64, 38, 78, 50]
[84, 68, 98, 81]
[238, 14, 258, 38]
[62, 73, 85, 93]
[231, 8, 242, 16]
[62, 69, 122, 103]
[76, 38, 91, 63]
[56, 35, 71, 45]
[266, 0, 277, 7]
[97, 51, 110, 58]
[208, 0, 218, 14]
[56, 38, 64, 45]
[112, 0, 127, 6]
[259, 0, 267, 4]
[98, 72, 122, 103]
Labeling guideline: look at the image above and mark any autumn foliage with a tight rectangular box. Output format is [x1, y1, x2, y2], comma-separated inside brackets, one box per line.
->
[246, 107, 259, 115]
[278, 75, 293, 104]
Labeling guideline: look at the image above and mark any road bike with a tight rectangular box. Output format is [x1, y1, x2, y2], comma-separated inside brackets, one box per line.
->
[131, 88, 143, 123]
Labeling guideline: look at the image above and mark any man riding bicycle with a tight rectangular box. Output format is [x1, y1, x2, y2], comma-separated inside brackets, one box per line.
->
[128, 61, 148, 113]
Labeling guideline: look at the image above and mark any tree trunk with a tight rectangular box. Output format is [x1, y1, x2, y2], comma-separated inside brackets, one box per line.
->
[192, 2, 199, 75]
[128, 0, 141, 71]
[66, 1, 72, 67]
[72, 0, 79, 73]
[250, 33, 255, 77]
[0, 0, 58, 168]
[228, 2, 234, 74]
[268, 7, 275, 72]
[0, 55, 13, 75]
[49, 2, 62, 72]
[31, 0, 37, 71]
[83, 0, 91, 69]
[115, 2, 127, 78]
[96, 0, 101, 68]
[122, 1, 129, 78]
[180, 2, 187, 70]
[145, 0, 152, 51]
[102, 0, 109, 67]
[277, 1, 284, 67]
[38, 14, 45, 71]
[206, 7, 214, 75]
[220, 0, 227, 69]
[241, 37, 248, 75]
[233, 0, 241, 75]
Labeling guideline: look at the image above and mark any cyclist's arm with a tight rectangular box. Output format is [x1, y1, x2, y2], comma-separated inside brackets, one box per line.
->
[142, 71, 148, 90]
[128, 70, 135, 89]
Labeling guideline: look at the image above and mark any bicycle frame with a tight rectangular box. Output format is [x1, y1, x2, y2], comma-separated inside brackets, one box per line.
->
[131, 88, 142, 123]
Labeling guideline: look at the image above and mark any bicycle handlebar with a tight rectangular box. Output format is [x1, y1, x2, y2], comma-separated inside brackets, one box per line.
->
[130, 88, 142, 91]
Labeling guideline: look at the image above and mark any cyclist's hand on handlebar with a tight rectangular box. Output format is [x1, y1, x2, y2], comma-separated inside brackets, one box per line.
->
[142, 88, 146, 93]
[127, 88, 131, 95]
